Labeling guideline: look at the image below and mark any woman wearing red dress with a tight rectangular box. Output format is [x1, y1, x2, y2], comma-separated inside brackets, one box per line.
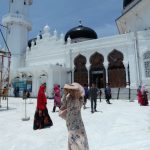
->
[33, 83, 53, 130]
[137, 85, 143, 105]
[137, 85, 149, 106]
[141, 85, 149, 106]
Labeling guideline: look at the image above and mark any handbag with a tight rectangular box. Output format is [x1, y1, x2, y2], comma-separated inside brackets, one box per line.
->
[59, 109, 67, 120]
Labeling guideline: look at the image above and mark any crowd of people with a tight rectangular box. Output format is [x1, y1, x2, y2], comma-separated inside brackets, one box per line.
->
[0, 82, 149, 149]
[32, 82, 114, 149]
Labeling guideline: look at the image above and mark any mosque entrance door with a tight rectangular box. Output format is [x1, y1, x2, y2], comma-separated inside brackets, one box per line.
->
[91, 70, 105, 88]
[90, 52, 106, 88]
[108, 50, 126, 87]
[74, 54, 88, 86]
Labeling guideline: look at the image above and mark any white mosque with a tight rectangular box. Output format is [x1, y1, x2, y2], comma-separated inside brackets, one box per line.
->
[1, 0, 150, 97]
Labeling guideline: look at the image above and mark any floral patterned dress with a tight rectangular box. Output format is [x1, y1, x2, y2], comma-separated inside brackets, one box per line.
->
[61, 94, 89, 150]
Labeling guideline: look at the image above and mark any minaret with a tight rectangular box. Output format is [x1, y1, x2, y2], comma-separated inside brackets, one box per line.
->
[2, 0, 32, 78]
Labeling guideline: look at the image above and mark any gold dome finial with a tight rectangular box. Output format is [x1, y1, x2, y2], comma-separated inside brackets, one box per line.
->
[79, 20, 82, 26]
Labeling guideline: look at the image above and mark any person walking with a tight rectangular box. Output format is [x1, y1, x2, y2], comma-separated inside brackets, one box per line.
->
[16, 87, 19, 97]
[89, 83, 98, 113]
[137, 85, 142, 105]
[2, 86, 8, 100]
[83, 84, 89, 109]
[59, 83, 89, 150]
[105, 85, 111, 104]
[33, 83, 53, 130]
[99, 89, 102, 102]
[52, 84, 61, 112]
[22, 89, 27, 100]
[141, 85, 149, 106]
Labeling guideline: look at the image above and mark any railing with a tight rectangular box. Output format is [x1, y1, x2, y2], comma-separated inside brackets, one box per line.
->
[2, 13, 31, 25]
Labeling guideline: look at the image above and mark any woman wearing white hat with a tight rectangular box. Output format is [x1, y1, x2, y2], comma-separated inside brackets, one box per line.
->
[59, 82, 89, 150]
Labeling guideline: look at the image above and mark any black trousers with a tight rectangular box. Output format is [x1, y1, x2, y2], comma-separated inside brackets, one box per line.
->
[91, 98, 97, 111]
[52, 105, 61, 112]
[106, 94, 111, 104]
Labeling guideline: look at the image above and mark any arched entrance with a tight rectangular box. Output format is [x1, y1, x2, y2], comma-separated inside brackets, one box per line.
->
[108, 50, 126, 87]
[74, 54, 88, 86]
[90, 52, 105, 88]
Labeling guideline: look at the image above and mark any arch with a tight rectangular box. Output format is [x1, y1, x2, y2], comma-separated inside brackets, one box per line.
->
[39, 73, 48, 84]
[39, 70, 48, 77]
[108, 49, 126, 87]
[143, 51, 150, 78]
[143, 51, 150, 60]
[90, 52, 104, 68]
[12, 72, 33, 93]
[89, 52, 106, 88]
[74, 54, 88, 86]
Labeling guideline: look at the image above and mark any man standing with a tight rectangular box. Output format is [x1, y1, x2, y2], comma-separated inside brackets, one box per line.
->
[89, 83, 98, 113]
[2, 86, 8, 100]
[105, 85, 111, 104]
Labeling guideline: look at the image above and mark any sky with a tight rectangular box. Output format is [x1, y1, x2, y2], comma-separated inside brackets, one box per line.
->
[0, 0, 123, 47]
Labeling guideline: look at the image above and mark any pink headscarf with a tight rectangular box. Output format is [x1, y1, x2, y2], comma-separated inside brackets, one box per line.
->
[54, 84, 59, 91]
[54, 84, 61, 107]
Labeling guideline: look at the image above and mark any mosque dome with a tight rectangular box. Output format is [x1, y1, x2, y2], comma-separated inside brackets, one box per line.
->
[123, 0, 134, 8]
[64, 24, 98, 43]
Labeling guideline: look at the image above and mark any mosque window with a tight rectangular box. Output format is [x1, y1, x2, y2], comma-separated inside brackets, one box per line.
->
[144, 51, 150, 78]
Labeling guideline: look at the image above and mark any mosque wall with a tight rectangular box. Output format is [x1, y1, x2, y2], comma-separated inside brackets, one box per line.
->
[66, 32, 140, 89]
[12, 27, 150, 97]
[117, 0, 150, 34]
[137, 30, 150, 87]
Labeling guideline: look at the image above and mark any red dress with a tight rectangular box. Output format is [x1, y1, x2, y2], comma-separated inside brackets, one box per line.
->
[137, 90, 143, 105]
[37, 85, 47, 110]
[33, 85, 53, 130]
[137, 90, 149, 106]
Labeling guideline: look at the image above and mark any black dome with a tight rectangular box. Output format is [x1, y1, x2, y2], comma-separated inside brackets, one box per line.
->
[65, 25, 98, 42]
[123, 0, 134, 8]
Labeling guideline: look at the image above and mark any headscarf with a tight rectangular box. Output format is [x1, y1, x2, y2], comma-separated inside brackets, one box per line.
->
[137, 85, 141, 92]
[54, 84, 59, 92]
[37, 84, 47, 110]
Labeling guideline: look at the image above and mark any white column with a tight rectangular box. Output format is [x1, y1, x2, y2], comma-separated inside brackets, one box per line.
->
[123, 62, 129, 86]
[32, 74, 38, 97]
[72, 65, 74, 83]
[104, 62, 108, 85]
[86, 57, 90, 86]
[86, 65, 90, 86]
[47, 69, 53, 98]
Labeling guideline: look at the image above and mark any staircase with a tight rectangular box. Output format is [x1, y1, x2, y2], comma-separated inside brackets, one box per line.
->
[100, 88, 138, 100]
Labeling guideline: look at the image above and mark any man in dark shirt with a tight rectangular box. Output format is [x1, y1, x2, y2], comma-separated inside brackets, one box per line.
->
[105, 85, 111, 104]
[89, 83, 98, 113]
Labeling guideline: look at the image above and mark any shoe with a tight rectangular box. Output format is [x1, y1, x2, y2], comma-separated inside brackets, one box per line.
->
[91, 110, 94, 113]
[95, 109, 97, 112]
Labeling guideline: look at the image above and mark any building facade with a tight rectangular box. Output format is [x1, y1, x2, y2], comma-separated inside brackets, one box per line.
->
[2, 0, 150, 97]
